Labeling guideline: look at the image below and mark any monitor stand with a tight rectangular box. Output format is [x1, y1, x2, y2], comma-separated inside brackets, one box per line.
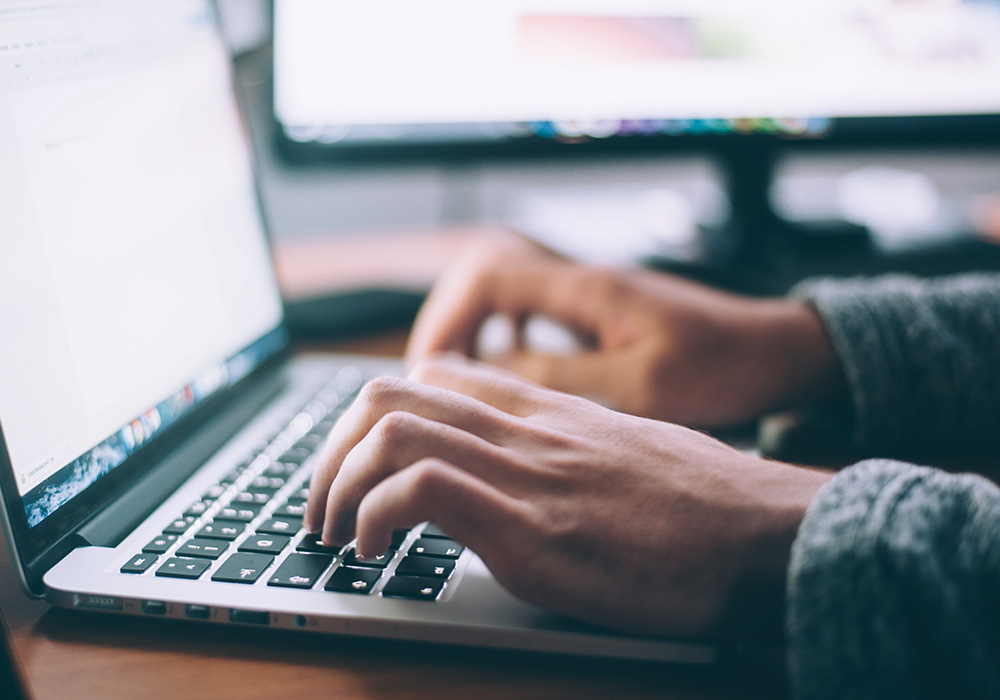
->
[646, 141, 1000, 296]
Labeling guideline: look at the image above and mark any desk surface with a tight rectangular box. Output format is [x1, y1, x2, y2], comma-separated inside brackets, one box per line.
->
[0, 230, 749, 700]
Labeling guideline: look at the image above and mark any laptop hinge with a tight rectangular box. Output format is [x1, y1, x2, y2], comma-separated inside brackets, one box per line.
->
[76, 365, 288, 549]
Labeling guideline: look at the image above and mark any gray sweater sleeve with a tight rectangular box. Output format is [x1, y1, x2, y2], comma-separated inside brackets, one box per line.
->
[792, 274, 1000, 452]
[787, 459, 1000, 700]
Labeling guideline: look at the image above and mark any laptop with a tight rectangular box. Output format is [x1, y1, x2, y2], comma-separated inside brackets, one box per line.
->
[0, 0, 717, 664]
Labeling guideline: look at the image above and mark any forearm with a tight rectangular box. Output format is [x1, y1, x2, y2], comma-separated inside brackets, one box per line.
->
[787, 459, 1000, 700]
[792, 274, 1000, 453]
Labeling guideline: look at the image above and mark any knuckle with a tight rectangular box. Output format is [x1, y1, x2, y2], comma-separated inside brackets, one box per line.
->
[371, 410, 419, 451]
[406, 459, 450, 501]
[357, 375, 408, 410]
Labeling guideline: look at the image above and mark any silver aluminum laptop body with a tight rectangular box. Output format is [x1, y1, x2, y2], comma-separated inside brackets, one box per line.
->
[0, 0, 717, 664]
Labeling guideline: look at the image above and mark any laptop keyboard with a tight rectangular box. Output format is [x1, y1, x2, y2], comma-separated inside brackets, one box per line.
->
[119, 366, 465, 602]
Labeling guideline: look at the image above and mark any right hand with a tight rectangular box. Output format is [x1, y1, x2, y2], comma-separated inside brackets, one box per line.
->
[406, 234, 844, 427]
[306, 354, 831, 639]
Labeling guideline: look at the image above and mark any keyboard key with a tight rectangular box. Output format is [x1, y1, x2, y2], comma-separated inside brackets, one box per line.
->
[342, 548, 395, 569]
[420, 523, 451, 539]
[381, 575, 444, 601]
[163, 516, 196, 535]
[264, 462, 299, 478]
[238, 534, 290, 555]
[292, 434, 324, 453]
[394, 556, 454, 579]
[196, 521, 246, 541]
[183, 500, 214, 518]
[408, 538, 463, 559]
[211, 553, 274, 584]
[232, 491, 270, 506]
[176, 538, 228, 559]
[390, 529, 411, 548]
[279, 447, 313, 466]
[156, 558, 211, 580]
[203, 484, 228, 500]
[249, 475, 286, 491]
[268, 554, 333, 589]
[324, 566, 381, 594]
[142, 534, 178, 554]
[121, 554, 157, 574]
[256, 517, 301, 536]
[273, 501, 306, 518]
[216, 505, 262, 522]
[295, 533, 341, 555]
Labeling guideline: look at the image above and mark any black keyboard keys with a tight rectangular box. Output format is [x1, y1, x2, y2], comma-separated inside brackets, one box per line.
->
[163, 516, 196, 535]
[183, 499, 214, 518]
[176, 538, 228, 559]
[273, 500, 306, 518]
[211, 552, 273, 584]
[142, 534, 178, 554]
[121, 554, 157, 574]
[342, 548, 395, 569]
[420, 523, 451, 539]
[238, 534, 290, 555]
[257, 517, 301, 536]
[197, 521, 245, 541]
[324, 566, 380, 595]
[408, 538, 463, 559]
[267, 554, 333, 589]
[295, 533, 341, 555]
[216, 505, 262, 522]
[382, 575, 444, 601]
[395, 556, 454, 579]
[156, 558, 211, 580]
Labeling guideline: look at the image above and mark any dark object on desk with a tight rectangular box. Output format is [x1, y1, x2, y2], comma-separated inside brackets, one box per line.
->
[283, 288, 427, 341]
[0, 609, 32, 700]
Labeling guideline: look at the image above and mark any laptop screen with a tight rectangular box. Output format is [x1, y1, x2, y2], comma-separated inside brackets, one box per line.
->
[0, 1, 285, 530]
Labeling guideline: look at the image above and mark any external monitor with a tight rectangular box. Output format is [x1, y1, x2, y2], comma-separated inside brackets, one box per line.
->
[274, 0, 1000, 158]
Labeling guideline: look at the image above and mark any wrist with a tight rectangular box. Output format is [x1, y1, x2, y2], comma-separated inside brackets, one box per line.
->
[751, 299, 847, 415]
[727, 462, 832, 641]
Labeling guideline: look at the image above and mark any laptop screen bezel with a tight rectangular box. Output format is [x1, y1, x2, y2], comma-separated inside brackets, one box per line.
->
[0, 0, 295, 598]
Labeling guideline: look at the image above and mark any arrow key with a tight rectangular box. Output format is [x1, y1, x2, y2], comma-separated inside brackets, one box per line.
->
[267, 553, 333, 589]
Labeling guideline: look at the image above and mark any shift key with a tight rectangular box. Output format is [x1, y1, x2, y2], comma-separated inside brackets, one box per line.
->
[211, 552, 273, 584]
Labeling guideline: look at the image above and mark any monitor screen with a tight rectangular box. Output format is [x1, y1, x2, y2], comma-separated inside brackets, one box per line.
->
[0, 0, 286, 530]
[274, 0, 1000, 151]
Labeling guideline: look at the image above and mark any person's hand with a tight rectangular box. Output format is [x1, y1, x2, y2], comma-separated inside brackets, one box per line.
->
[406, 234, 845, 428]
[305, 354, 831, 639]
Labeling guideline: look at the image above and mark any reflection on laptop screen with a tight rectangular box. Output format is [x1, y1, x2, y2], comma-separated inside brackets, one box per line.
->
[0, 0, 285, 527]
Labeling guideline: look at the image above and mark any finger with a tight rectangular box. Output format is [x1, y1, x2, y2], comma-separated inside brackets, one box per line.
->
[321, 411, 518, 545]
[406, 263, 604, 367]
[354, 458, 525, 559]
[408, 353, 558, 417]
[304, 375, 518, 532]
[493, 350, 617, 403]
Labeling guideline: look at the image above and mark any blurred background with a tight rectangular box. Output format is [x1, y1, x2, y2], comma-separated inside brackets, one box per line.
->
[216, 0, 1000, 325]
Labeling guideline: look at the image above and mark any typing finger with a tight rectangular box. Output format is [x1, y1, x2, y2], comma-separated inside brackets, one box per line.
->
[406, 262, 602, 366]
[354, 458, 527, 560]
[409, 353, 573, 416]
[305, 375, 519, 532]
[321, 411, 520, 545]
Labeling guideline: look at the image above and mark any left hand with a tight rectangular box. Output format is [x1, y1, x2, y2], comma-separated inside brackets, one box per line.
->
[305, 354, 830, 639]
